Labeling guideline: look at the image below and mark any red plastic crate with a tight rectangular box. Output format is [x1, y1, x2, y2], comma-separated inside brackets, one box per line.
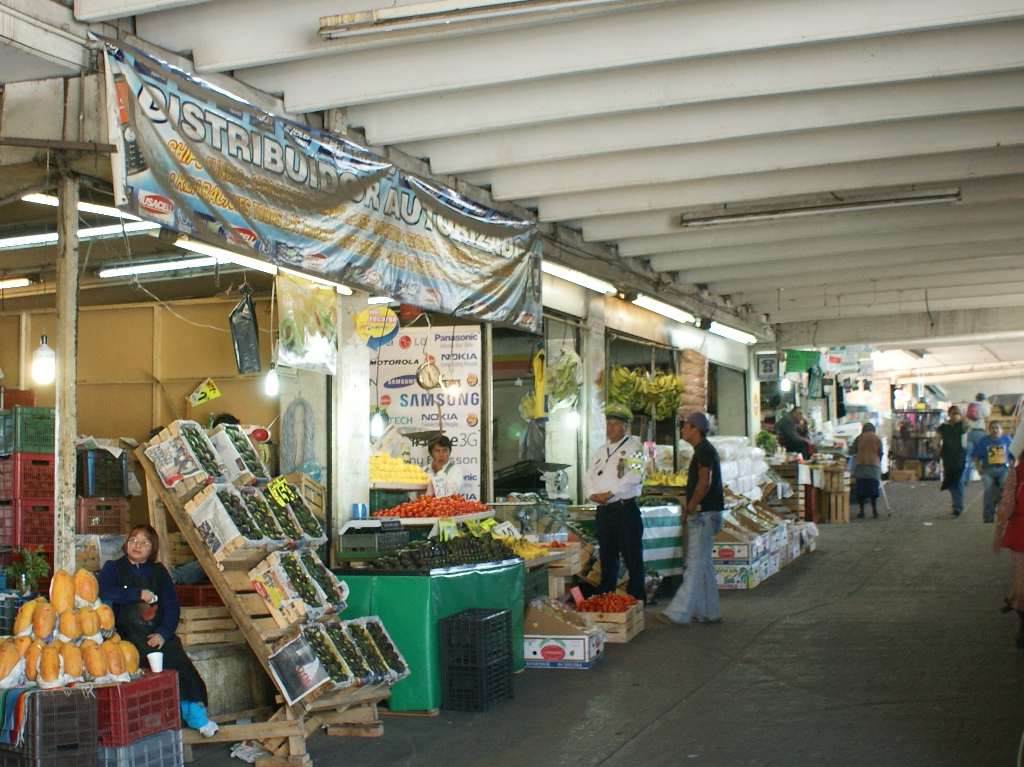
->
[75, 497, 129, 535]
[11, 453, 54, 500]
[5, 499, 55, 548]
[95, 671, 181, 747]
[174, 584, 223, 607]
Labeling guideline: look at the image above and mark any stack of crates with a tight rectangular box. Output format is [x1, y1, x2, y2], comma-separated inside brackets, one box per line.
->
[76, 448, 130, 537]
[0, 407, 56, 580]
[439, 608, 514, 712]
[95, 672, 183, 767]
[0, 687, 97, 766]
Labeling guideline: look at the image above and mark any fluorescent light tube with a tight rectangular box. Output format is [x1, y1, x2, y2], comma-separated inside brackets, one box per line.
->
[176, 237, 355, 294]
[22, 193, 142, 221]
[367, 296, 394, 305]
[709, 321, 757, 345]
[98, 257, 218, 279]
[0, 221, 161, 251]
[541, 261, 616, 295]
[632, 294, 696, 325]
[0, 277, 32, 290]
[681, 191, 961, 228]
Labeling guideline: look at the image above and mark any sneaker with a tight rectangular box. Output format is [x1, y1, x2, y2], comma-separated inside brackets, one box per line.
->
[198, 721, 219, 738]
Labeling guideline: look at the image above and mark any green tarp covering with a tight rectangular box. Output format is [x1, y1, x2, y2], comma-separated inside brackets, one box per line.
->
[340, 560, 525, 711]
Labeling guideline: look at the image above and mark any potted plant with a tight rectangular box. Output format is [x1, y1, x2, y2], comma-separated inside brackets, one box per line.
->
[5, 548, 51, 596]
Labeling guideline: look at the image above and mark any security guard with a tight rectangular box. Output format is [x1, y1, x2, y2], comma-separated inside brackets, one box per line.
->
[585, 403, 646, 602]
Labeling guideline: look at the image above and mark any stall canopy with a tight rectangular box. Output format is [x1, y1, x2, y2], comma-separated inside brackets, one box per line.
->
[103, 38, 542, 333]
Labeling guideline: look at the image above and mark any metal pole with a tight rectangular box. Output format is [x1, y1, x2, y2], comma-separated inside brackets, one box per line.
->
[54, 173, 79, 572]
[482, 322, 494, 503]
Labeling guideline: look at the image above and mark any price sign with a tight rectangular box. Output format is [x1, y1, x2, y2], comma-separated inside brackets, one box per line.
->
[267, 477, 299, 508]
[187, 377, 222, 407]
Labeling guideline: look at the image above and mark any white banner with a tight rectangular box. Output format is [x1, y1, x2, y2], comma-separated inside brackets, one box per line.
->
[371, 326, 483, 499]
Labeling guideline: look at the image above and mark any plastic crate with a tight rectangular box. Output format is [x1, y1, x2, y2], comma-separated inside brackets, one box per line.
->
[174, 584, 222, 607]
[442, 655, 514, 712]
[0, 412, 11, 456]
[523, 565, 548, 608]
[0, 500, 55, 548]
[97, 729, 183, 767]
[11, 454, 54, 500]
[0, 687, 97, 760]
[340, 529, 410, 554]
[77, 450, 129, 498]
[0, 752, 96, 767]
[0, 456, 11, 499]
[439, 608, 512, 668]
[75, 498, 129, 535]
[95, 672, 181, 747]
[10, 408, 54, 454]
[0, 595, 24, 635]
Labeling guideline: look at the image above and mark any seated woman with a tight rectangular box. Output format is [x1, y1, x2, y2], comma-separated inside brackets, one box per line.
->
[98, 524, 219, 737]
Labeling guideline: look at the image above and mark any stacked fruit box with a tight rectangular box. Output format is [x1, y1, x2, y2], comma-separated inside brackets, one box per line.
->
[76, 448, 131, 539]
[0, 408, 56, 578]
[95, 671, 184, 766]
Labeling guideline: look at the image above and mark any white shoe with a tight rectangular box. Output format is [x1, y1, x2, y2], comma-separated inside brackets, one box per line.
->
[198, 721, 219, 738]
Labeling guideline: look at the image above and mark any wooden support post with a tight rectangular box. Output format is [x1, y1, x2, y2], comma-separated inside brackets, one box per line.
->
[54, 172, 79, 572]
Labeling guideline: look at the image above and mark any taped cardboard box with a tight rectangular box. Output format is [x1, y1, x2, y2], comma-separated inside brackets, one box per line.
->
[524, 602, 604, 669]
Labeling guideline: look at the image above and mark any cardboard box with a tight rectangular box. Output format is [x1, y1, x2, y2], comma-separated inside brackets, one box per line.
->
[890, 469, 917, 481]
[713, 532, 769, 564]
[715, 558, 765, 590]
[524, 604, 605, 669]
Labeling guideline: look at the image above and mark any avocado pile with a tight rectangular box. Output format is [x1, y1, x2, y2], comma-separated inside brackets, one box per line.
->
[369, 534, 516, 571]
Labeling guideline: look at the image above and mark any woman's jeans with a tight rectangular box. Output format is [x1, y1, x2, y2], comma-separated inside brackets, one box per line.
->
[663, 512, 723, 623]
[983, 466, 1009, 523]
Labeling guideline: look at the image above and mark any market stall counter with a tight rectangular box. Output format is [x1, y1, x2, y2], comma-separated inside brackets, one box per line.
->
[339, 559, 525, 712]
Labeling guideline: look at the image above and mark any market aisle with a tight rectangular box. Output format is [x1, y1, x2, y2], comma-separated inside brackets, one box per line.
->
[194, 481, 1023, 767]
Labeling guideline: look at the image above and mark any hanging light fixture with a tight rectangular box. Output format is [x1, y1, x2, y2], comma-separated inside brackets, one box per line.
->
[779, 377, 793, 392]
[264, 364, 280, 397]
[369, 410, 387, 439]
[565, 409, 581, 430]
[31, 335, 56, 385]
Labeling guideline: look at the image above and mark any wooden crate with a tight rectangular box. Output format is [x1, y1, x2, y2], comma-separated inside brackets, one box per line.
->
[286, 472, 325, 520]
[547, 542, 583, 576]
[580, 602, 645, 644]
[167, 532, 196, 566]
[179, 606, 244, 647]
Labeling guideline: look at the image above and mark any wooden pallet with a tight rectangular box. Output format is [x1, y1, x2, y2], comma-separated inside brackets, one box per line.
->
[138, 447, 388, 767]
[179, 606, 244, 648]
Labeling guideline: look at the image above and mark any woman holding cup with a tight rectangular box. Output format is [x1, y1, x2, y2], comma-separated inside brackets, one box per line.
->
[98, 524, 219, 737]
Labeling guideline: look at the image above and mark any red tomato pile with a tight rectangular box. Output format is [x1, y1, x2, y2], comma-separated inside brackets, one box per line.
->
[578, 594, 639, 613]
[373, 495, 488, 519]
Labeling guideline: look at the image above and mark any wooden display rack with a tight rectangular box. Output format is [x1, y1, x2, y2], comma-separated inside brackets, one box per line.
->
[138, 448, 389, 766]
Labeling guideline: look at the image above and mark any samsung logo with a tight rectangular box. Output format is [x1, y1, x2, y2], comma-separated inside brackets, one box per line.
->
[384, 375, 417, 389]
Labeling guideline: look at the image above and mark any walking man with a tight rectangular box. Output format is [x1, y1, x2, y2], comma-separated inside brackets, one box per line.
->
[585, 403, 646, 602]
[937, 406, 968, 516]
[662, 412, 724, 625]
[973, 421, 1013, 523]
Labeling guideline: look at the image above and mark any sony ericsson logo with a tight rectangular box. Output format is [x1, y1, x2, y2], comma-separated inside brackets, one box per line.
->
[384, 375, 417, 389]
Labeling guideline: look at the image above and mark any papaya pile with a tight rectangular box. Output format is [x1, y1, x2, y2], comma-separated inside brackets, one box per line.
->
[0, 569, 141, 689]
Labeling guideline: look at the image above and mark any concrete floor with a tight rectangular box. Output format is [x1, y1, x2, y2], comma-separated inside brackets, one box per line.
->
[193, 481, 1024, 767]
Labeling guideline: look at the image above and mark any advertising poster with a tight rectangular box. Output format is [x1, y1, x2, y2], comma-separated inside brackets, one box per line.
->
[371, 326, 482, 499]
[103, 38, 541, 333]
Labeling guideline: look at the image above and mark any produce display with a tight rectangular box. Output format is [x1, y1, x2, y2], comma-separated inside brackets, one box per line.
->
[373, 495, 488, 519]
[264, 493, 303, 539]
[345, 622, 393, 683]
[1, 570, 140, 689]
[363, 618, 409, 681]
[217, 488, 263, 541]
[285, 488, 325, 539]
[324, 622, 374, 685]
[239, 489, 285, 539]
[755, 430, 779, 454]
[370, 453, 428, 485]
[300, 551, 345, 606]
[223, 424, 270, 481]
[302, 624, 354, 687]
[578, 593, 639, 613]
[368, 534, 515, 571]
[644, 471, 686, 488]
[608, 367, 684, 420]
[502, 538, 551, 561]
[545, 348, 583, 408]
[178, 421, 225, 479]
[279, 552, 323, 607]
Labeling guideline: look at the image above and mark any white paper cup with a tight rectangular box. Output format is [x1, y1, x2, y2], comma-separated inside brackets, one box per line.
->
[147, 652, 164, 673]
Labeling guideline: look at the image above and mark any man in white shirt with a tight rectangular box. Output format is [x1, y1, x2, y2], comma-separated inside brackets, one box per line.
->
[424, 435, 465, 497]
[585, 403, 647, 602]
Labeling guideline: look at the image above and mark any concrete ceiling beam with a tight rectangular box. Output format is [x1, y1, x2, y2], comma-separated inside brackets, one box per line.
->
[407, 72, 1024, 175]
[73, 0, 208, 22]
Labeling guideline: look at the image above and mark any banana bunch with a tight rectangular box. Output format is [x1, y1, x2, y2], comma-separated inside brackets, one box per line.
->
[648, 372, 684, 420]
[608, 367, 683, 420]
[503, 538, 551, 561]
[609, 367, 647, 412]
[645, 471, 687, 487]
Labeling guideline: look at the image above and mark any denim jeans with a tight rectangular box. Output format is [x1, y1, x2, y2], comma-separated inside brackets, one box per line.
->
[983, 466, 1009, 522]
[663, 512, 722, 623]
